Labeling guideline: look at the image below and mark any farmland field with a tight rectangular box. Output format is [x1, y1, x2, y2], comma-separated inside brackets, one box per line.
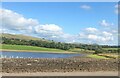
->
[0, 44, 67, 53]
[69, 48, 95, 53]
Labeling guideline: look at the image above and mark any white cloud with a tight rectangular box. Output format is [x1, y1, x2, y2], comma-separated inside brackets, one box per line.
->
[36, 24, 62, 32]
[87, 34, 113, 42]
[88, 34, 98, 40]
[114, 4, 120, 14]
[34, 24, 63, 38]
[0, 29, 7, 33]
[78, 33, 86, 38]
[114, 9, 118, 14]
[115, 4, 118, 8]
[0, 8, 117, 45]
[0, 8, 39, 31]
[103, 31, 112, 36]
[80, 5, 91, 10]
[78, 27, 115, 44]
[99, 20, 113, 27]
[1, 8, 76, 43]
[85, 27, 98, 33]
[111, 30, 117, 34]
[114, 5, 118, 14]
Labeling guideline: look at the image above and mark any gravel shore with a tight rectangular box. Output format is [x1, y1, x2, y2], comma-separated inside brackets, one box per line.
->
[2, 71, 118, 76]
[2, 57, 118, 73]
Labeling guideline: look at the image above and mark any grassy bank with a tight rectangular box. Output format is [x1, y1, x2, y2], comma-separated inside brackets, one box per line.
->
[0, 44, 74, 53]
[0, 44, 118, 59]
[87, 54, 109, 59]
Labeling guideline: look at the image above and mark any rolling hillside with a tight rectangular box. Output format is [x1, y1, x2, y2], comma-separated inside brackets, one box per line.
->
[1, 33, 46, 41]
[0, 33, 68, 53]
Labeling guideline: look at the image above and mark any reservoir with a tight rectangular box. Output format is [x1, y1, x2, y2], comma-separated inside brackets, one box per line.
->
[1, 51, 83, 58]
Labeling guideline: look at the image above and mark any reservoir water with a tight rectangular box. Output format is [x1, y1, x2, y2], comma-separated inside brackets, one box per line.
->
[1, 51, 83, 58]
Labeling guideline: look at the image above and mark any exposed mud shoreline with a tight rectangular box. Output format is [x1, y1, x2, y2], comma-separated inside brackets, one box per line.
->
[2, 57, 118, 73]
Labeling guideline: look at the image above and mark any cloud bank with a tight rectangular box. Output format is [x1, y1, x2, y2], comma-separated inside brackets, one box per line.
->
[0, 8, 117, 45]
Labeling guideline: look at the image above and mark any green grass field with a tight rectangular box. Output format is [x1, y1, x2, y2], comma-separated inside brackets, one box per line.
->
[0, 44, 117, 59]
[98, 54, 118, 59]
[0, 44, 67, 53]
[87, 54, 108, 59]
[69, 48, 95, 53]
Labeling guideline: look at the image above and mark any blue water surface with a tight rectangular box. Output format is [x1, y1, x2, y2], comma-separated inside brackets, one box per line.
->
[1, 51, 83, 58]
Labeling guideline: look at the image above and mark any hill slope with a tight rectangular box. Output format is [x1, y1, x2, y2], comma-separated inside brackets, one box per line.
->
[1, 33, 45, 41]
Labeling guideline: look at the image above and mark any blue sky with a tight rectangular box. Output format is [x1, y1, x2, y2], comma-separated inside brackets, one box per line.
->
[1, 2, 118, 45]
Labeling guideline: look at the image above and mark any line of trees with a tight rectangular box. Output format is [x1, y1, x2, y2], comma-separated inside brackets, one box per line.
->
[2, 37, 75, 50]
[101, 45, 119, 48]
[1, 37, 119, 53]
[73, 43, 103, 51]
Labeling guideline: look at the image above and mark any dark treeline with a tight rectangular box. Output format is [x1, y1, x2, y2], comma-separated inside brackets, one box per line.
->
[101, 45, 119, 48]
[1, 37, 119, 53]
[2, 37, 101, 50]
[2, 37, 75, 50]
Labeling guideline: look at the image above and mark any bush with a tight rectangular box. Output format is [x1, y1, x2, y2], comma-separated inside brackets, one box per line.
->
[94, 49, 103, 54]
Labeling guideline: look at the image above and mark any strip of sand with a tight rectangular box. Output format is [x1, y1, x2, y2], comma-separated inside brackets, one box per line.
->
[2, 71, 118, 76]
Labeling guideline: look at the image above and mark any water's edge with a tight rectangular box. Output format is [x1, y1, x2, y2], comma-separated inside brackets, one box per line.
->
[1, 51, 84, 58]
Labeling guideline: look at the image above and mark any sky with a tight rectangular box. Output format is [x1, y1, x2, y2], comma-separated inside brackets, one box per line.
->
[0, 2, 118, 45]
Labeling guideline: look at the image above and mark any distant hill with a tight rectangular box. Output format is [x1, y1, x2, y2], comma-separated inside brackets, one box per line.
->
[1, 33, 46, 41]
[1, 33, 74, 50]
